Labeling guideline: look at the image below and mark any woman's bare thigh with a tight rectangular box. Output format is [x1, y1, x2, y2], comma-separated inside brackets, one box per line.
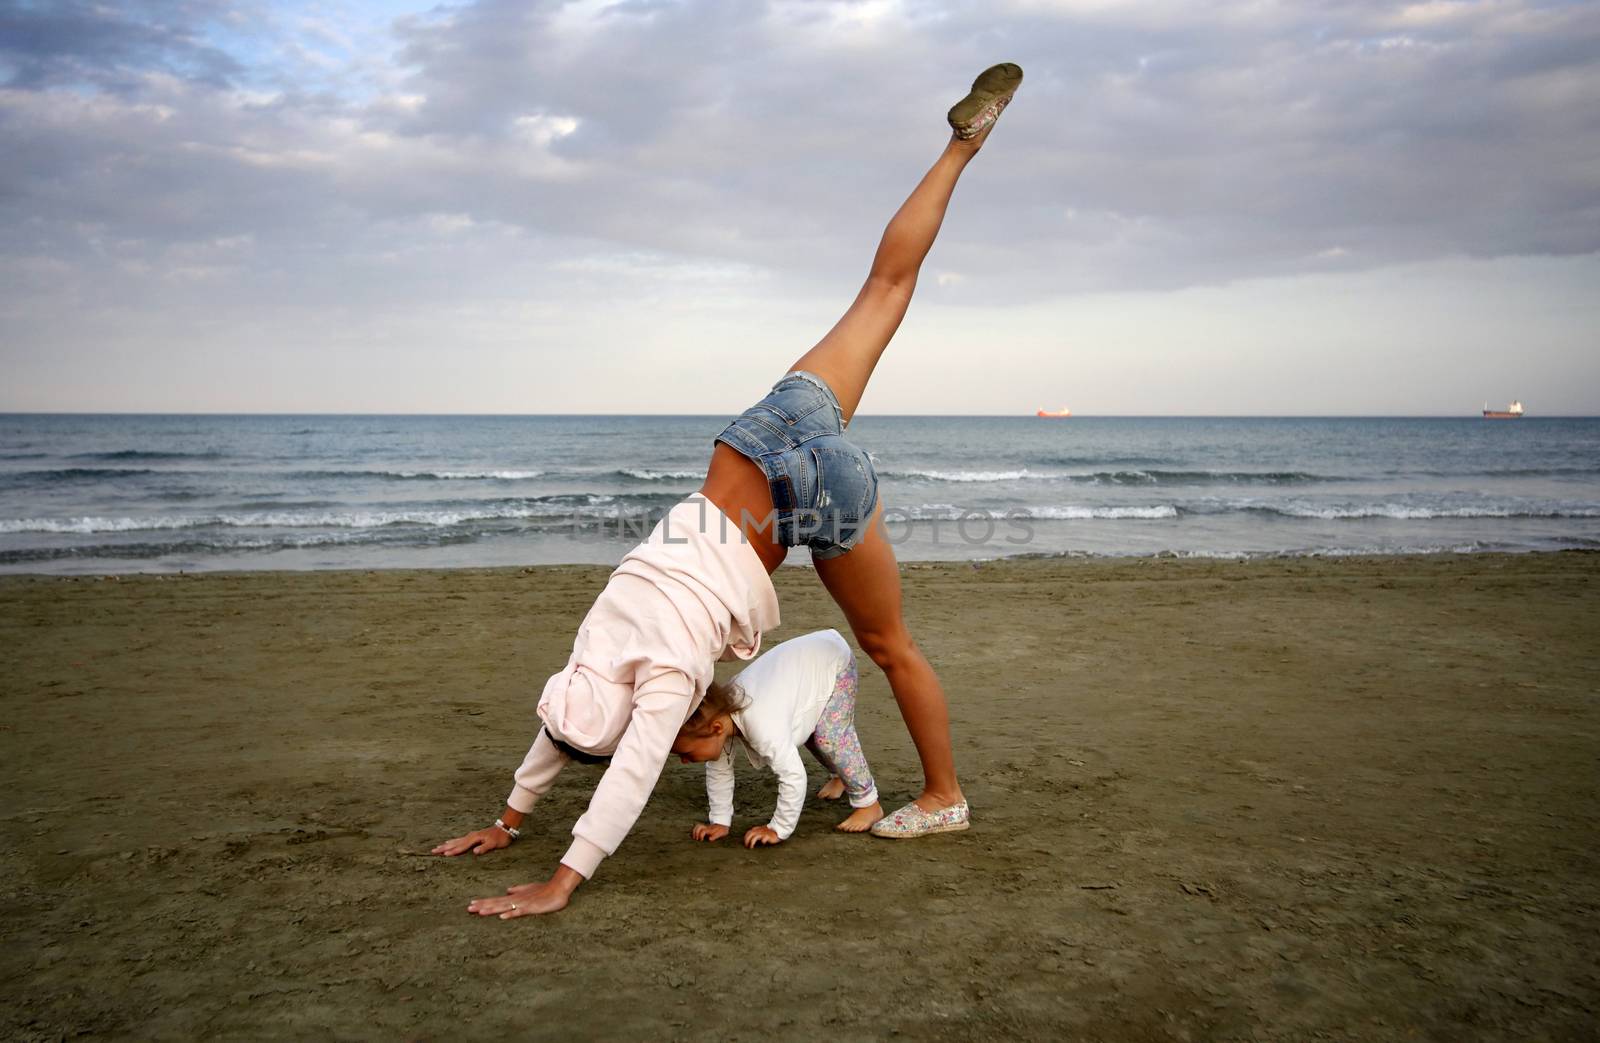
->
[812, 503, 908, 645]
[700, 442, 788, 575]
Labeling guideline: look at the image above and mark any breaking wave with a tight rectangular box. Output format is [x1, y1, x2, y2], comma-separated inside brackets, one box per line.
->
[881, 467, 1331, 485]
[0, 493, 684, 534]
[69, 450, 225, 462]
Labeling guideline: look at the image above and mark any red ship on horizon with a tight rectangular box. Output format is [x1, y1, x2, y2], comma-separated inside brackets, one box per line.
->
[1482, 400, 1524, 419]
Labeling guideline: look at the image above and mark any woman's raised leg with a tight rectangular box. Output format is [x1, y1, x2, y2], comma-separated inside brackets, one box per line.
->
[786, 129, 992, 424]
[704, 133, 990, 572]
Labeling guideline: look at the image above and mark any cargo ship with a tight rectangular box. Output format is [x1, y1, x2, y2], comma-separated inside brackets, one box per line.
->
[1482, 400, 1524, 419]
[1036, 406, 1072, 418]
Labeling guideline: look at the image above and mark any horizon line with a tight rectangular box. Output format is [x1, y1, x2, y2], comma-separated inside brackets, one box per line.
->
[0, 411, 1592, 420]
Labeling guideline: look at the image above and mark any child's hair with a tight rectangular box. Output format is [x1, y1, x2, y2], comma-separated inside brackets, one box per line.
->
[680, 679, 749, 737]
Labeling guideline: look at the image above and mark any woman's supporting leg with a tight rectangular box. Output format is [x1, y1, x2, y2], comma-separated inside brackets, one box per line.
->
[796, 129, 1001, 815]
[786, 131, 990, 424]
[792, 131, 1003, 816]
[814, 504, 963, 812]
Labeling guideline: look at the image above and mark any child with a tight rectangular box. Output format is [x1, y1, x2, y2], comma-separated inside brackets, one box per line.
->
[672, 629, 884, 847]
[432, 64, 1022, 917]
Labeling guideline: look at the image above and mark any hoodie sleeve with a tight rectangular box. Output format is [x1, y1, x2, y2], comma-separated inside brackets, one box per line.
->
[506, 727, 568, 815]
[705, 745, 736, 827]
[561, 668, 694, 879]
[762, 740, 809, 840]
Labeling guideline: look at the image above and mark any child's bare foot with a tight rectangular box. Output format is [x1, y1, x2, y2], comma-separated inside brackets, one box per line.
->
[816, 775, 845, 801]
[836, 802, 884, 833]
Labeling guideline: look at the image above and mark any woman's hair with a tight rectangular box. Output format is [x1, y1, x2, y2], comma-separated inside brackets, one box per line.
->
[679, 679, 749, 737]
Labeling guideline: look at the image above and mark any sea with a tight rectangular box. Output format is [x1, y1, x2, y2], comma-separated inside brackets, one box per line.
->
[1, 414, 1597, 574]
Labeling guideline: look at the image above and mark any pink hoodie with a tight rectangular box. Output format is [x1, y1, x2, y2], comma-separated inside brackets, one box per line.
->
[507, 494, 780, 878]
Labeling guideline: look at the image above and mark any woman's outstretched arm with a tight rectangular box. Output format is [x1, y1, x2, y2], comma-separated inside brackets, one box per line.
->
[431, 726, 568, 856]
[463, 669, 695, 918]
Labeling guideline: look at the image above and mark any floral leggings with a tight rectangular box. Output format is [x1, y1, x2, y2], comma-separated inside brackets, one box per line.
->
[805, 657, 879, 809]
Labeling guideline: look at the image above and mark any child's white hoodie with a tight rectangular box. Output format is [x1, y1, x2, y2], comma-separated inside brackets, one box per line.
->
[707, 629, 854, 839]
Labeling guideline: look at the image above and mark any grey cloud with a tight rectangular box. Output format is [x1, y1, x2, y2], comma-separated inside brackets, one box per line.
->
[371, 0, 1600, 291]
[2, 0, 1598, 315]
[0, 0, 243, 92]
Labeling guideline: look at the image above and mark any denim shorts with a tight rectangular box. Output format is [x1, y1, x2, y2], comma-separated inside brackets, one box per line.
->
[714, 370, 880, 560]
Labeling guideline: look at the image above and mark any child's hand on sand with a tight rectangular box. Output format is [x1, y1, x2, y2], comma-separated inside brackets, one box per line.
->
[743, 825, 781, 849]
[431, 826, 513, 857]
[691, 823, 729, 842]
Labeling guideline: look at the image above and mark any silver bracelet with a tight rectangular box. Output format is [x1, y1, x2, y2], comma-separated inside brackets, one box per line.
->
[494, 817, 521, 841]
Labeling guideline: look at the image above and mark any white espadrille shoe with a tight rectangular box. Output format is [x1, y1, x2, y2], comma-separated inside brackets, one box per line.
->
[869, 799, 971, 839]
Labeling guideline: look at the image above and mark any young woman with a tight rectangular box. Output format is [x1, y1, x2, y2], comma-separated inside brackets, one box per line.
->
[433, 63, 1023, 917]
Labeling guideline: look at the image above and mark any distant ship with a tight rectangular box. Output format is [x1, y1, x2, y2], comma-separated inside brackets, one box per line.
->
[1036, 406, 1072, 418]
[1482, 400, 1524, 419]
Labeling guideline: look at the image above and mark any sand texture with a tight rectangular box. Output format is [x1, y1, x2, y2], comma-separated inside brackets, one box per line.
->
[2, 553, 1598, 1040]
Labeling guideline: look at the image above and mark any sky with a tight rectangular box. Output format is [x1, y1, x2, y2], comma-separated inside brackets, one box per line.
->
[1, 0, 1597, 416]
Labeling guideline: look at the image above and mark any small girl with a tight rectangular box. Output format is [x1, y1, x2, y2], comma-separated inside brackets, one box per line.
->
[671, 629, 884, 846]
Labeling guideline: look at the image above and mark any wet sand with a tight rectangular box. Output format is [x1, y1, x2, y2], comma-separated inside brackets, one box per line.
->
[2, 553, 1597, 1040]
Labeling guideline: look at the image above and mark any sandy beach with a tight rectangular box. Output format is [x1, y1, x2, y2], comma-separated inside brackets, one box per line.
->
[2, 552, 1597, 1040]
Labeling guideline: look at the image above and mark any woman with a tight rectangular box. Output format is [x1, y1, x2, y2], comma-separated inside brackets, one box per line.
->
[434, 63, 1023, 916]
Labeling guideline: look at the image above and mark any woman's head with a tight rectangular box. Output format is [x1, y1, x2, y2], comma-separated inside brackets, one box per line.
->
[671, 679, 748, 763]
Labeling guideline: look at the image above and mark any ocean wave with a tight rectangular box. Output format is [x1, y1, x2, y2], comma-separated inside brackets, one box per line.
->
[616, 468, 706, 482]
[208, 499, 347, 512]
[882, 468, 1043, 483]
[0, 494, 682, 534]
[0, 467, 157, 483]
[1004, 542, 1521, 562]
[1287, 543, 1499, 556]
[1023, 505, 1181, 520]
[0, 528, 486, 565]
[1406, 466, 1600, 479]
[888, 500, 1600, 523]
[70, 450, 225, 462]
[1081, 469, 1327, 486]
[880, 467, 1331, 485]
[10, 497, 1593, 535]
[891, 503, 1179, 521]
[399, 469, 545, 481]
[286, 467, 697, 483]
[290, 469, 546, 481]
[1247, 503, 1600, 520]
[1036, 455, 1170, 468]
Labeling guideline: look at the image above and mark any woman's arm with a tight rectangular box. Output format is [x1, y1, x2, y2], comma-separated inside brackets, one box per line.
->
[434, 727, 567, 857]
[431, 804, 525, 856]
[507, 726, 569, 814]
[467, 669, 694, 918]
[466, 864, 584, 918]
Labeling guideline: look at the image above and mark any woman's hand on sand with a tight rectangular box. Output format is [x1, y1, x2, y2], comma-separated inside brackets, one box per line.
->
[431, 826, 512, 857]
[691, 823, 730, 843]
[743, 825, 782, 849]
[467, 867, 583, 919]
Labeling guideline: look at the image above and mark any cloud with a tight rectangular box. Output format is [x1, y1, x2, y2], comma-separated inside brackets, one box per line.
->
[7, 0, 1596, 289]
[0, 0, 244, 92]
[1, 0, 1597, 410]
